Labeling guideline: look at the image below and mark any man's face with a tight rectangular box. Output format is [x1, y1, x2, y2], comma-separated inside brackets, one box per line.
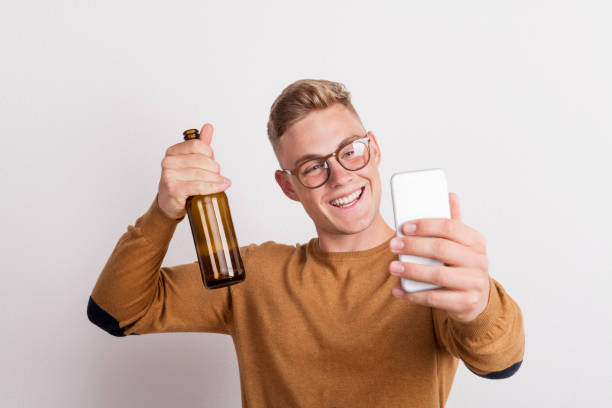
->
[274, 104, 383, 236]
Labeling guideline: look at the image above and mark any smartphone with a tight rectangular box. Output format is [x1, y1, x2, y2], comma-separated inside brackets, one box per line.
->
[390, 168, 451, 292]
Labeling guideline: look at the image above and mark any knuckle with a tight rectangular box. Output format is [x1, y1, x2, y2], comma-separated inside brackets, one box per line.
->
[207, 145, 215, 158]
[479, 234, 488, 251]
[161, 156, 170, 168]
[434, 239, 446, 257]
[479, 255, 489, 271]
[432, 266, 446, 286]
[161, 170, 172, 185]
[444, 220, 454, 236]
[424, 292, 436, 306]
[166, 181, 177, 196]
[463, 292, 479, 310]
[475, 273, 489, 292]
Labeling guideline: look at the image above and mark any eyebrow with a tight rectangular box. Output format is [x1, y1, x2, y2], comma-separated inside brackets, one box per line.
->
[293, 134, 364, 167]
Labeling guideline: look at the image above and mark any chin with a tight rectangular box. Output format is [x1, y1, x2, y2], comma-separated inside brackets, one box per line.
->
[334, 221, 372, 236]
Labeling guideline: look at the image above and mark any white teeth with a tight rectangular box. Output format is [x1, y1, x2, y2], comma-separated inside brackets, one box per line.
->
[330, 188, 363, 207]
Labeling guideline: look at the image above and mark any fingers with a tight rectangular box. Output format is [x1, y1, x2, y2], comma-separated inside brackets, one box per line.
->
[176, 178, 231, 197]
[390, 236, 487, 269]
[156, 124, 227, 219]
[449, 192, 462, 221]
[162, 153, 221, 174]
[164, 167, 226, 184]
[400, 218, 487, 254]
[165, 139, 215, 158]
[160, 155, 229, 196]
[391, 286, 479, 317]
[199, 123, 214, 145]
[389, 261, 486, 291]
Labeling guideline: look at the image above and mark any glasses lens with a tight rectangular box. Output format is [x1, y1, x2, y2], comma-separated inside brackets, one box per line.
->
[338, 140, 369, 170]
[298, 159, 329, 188]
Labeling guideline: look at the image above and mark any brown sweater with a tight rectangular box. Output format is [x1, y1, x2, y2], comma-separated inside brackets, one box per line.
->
[88, 195, 525, 407]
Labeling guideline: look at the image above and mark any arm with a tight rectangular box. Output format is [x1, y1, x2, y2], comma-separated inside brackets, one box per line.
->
[432, 277, 525, 378]
[388, 193, 525, 378]
[87, 194, 238, 336]
[89, 122, 237, 336]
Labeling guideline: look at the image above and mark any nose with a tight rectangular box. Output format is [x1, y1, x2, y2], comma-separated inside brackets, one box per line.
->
[327, 156, 353, 187]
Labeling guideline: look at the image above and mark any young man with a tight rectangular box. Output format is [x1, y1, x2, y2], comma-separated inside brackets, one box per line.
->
[88, 79, 524, 407]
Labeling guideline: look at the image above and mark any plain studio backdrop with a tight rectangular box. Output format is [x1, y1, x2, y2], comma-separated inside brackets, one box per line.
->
[1, 1, 611, 407]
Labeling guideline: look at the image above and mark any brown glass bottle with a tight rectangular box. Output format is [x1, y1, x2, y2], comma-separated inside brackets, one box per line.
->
[183, 128, 245, 289]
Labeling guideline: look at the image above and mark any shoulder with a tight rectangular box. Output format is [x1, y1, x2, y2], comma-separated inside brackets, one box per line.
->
[240, 240, 308, 265]
[233, 240, 310, 293]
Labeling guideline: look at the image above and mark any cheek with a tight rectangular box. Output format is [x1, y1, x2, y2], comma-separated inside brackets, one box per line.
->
[361, 169, 379, 189]
[366, 172, 382, 200]
[300, 191, 325, 211]
[373, 173, 381, 190]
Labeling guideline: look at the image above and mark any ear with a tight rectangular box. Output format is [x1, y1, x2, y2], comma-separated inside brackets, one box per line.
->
[275, 170, 301, 202]
[366, 131, 382, 166]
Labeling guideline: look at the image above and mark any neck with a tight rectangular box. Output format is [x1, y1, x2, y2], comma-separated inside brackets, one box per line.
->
[316, 212, 396, 253]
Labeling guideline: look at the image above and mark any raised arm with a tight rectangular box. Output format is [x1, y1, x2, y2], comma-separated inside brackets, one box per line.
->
[87, 123, 237, 336]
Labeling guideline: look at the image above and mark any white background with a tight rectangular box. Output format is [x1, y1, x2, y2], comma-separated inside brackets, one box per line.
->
[1, 1, 611, 407]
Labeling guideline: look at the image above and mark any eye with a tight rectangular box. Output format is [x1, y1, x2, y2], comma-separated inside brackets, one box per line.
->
[342, 150, 355, 158]
[304, 163, 322, 174]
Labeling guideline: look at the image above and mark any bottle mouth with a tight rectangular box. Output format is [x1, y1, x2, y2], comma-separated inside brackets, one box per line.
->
[183, 129, 199, 140]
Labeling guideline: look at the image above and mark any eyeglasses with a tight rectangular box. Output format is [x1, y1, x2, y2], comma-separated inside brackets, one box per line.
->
[280, 133, 371, 189]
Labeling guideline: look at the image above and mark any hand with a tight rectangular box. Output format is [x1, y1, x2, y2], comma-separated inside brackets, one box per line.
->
[388, 193, 490, 323]
[157, 123, 231, 220]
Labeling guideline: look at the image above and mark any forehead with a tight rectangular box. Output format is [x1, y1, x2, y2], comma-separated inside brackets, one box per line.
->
[278, 104, 364, 167]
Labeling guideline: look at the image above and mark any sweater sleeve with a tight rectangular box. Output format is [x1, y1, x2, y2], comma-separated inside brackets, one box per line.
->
[87, 194, 246, 336]
[432, 277, 525, 379]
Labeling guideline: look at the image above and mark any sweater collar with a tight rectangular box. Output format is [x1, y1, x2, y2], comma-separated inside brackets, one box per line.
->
[308, 235, 395, 262]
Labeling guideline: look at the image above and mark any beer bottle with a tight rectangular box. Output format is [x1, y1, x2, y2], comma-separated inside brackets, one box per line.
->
[183, 128, 246, 289]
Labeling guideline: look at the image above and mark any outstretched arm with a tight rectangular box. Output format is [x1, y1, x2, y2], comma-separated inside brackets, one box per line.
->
[388, 192, 525, 377]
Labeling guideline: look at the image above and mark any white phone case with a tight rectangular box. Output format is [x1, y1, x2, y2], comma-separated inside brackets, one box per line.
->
[390, 169, 451, 292]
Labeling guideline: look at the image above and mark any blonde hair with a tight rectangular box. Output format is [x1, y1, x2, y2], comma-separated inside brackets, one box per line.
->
[267, 79, 362, 157]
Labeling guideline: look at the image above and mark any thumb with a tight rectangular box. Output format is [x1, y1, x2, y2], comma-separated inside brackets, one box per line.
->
[199, 123, 214, 145]
[449, 192, 462, 221]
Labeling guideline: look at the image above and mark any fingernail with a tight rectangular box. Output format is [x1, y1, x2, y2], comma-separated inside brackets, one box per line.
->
[390, 261, 404, 275]
[218, 178, 230, 186]
[403, 223, 417, 234]
[390, 238, 404, 250]
[392, 287, 404, 297]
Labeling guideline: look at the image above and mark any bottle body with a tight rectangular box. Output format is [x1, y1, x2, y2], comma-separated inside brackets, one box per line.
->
[186, 192, 245, 289]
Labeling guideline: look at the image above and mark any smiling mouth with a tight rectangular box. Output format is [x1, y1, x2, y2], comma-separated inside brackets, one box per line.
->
[329, 187, 365, 208]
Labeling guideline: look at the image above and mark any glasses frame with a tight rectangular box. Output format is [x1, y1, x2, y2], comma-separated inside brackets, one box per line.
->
[279, 133, 371, 189]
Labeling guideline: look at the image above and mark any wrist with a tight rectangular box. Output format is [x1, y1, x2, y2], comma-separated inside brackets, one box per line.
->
[157, 196, 186, 221]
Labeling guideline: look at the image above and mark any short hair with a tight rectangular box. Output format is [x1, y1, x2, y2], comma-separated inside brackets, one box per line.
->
[267, 79, 362, 158]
